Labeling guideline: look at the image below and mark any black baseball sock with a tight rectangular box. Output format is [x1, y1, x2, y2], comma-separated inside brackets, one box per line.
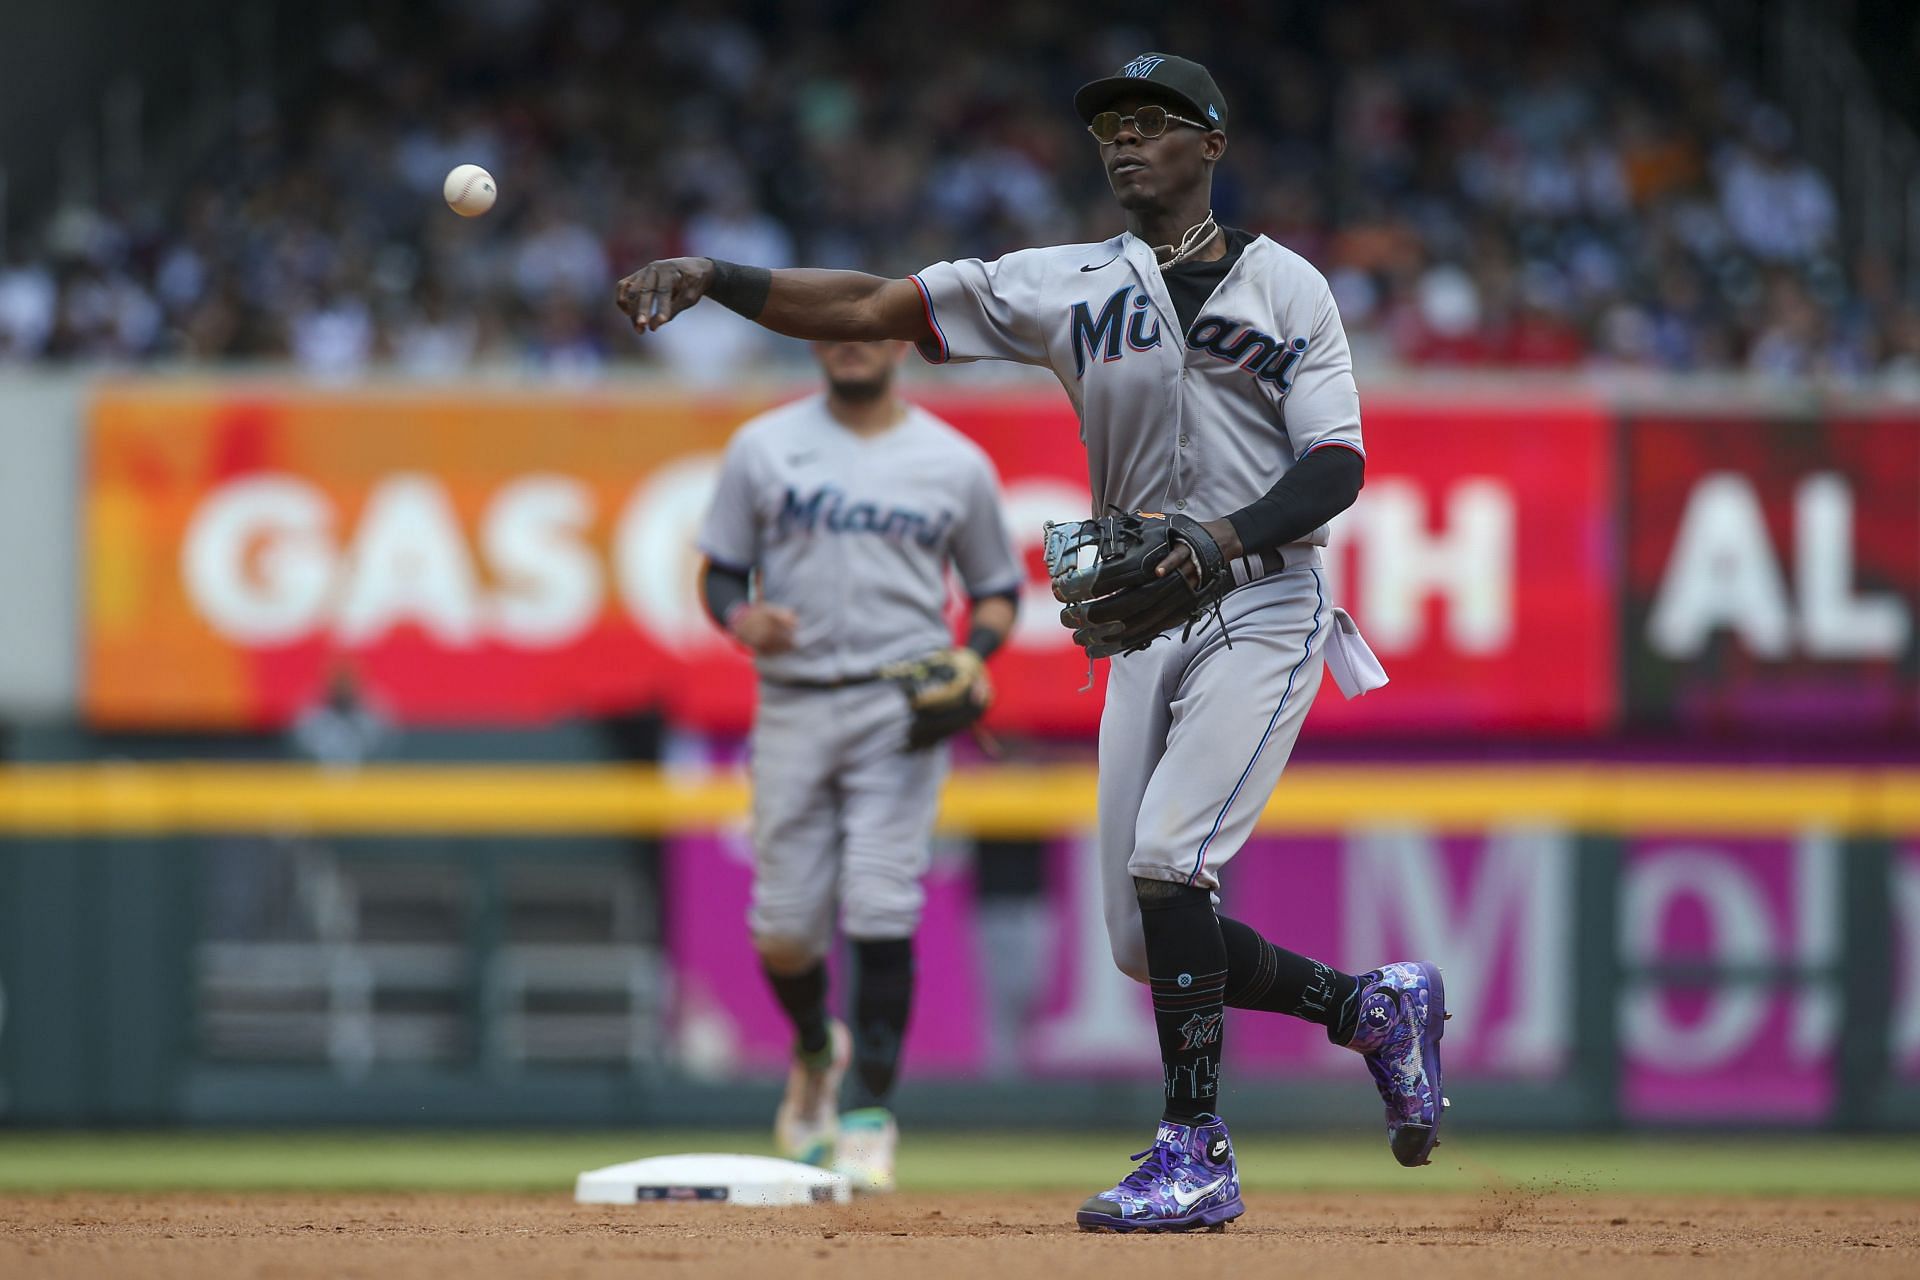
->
[1136, 878, 1229, 1123]
[1219, 915, 1362, 1044]
[762, 959, 831, 1059]
[847, 937, 914, 1109]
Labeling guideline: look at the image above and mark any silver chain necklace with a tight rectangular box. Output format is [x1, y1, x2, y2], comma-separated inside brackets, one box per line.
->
[1154, 211, 1220, 269]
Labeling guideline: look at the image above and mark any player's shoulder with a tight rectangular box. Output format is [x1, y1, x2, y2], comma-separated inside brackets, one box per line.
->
[902, 405, 998, 470]
[928, 235, 1126, 281]
[1019, 234, 1129, 279]
[1241, 235, 1336, 301]
[728, 394, 830, 449]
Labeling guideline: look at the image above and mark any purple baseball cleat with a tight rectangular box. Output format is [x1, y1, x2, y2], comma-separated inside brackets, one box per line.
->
[1344, 961, 1450, 1167]
[1076, 1114, 1244, 1232]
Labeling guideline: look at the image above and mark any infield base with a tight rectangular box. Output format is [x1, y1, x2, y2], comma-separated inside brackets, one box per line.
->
[574, 1153, 851, 1206]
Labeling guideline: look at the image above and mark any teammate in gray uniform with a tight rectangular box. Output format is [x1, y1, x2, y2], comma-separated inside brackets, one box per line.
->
[624, 53, 1446, 1231]
[697, 337, 1022, 1193]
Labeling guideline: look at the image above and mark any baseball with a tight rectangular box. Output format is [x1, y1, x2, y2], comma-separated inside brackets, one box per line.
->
[443, 164, 496, 217]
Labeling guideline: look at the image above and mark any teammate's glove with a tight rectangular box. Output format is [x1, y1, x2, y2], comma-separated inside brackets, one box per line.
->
[879, 646, 990, 751]
[1042, 510, 1231, 660]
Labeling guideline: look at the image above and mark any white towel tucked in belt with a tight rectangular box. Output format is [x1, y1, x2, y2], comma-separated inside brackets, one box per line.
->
[1324, 607, 1389, 699]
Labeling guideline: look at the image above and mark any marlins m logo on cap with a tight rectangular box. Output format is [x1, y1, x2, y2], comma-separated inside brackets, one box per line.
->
[1074, 53, 1229, 132]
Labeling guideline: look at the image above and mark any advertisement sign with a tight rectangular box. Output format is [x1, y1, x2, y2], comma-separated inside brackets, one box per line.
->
[1623, 412, 1920, 736]
[663, 823, 1575, 1083]
[1617, 835, 1838, 1122]
[666, 821, 1919, 1117]
[87, 383, 1615, 735]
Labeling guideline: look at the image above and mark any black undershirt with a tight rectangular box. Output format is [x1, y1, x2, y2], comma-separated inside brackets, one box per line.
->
[1158, 224, 1365, 548]
[1161, 225, 1254, 334]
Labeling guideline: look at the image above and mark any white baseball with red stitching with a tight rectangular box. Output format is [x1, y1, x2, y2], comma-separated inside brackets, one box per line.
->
[442, 164, 496, 217]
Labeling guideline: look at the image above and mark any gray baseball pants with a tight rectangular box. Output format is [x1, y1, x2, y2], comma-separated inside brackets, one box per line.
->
[1096, 563, 1330, 981]
[746, 680, 946, 957]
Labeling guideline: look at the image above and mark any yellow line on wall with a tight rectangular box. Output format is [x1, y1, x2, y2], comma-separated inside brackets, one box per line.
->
[0, 763, 1915, 836]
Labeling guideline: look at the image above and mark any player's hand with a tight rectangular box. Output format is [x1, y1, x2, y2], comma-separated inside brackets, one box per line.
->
[1158, 517, 1243, 589]
[728, 603, 798, 655]
[616, 257, 714, 332]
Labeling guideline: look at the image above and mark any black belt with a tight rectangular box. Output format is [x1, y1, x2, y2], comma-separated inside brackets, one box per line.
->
[761, 672, 886, 691]
[1227, 543, 1316, 589]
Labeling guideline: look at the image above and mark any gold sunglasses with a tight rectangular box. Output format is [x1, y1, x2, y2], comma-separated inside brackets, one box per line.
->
[1087, 105, 1212, 144]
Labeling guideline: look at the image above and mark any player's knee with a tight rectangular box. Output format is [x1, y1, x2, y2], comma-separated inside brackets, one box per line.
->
[753, 934, 826, 975]
[1133, 874, 1208, 908]
[841, 879, 924, 941]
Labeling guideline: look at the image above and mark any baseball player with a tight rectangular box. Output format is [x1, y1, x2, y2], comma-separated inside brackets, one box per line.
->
[696, 337, 1022, 1193]
[623, 53, 1446, 1231]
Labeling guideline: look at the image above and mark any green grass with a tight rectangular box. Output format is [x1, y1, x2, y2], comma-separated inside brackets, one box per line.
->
[1, 1132, 1917, 1197]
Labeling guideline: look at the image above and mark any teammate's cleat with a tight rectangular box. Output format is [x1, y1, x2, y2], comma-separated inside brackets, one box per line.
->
[1076, 1115, 1244, 1232]
[831, 1106, 898, 1193]
[774, 1020, 851, 1167]
[1343, 962, 1447, 1167]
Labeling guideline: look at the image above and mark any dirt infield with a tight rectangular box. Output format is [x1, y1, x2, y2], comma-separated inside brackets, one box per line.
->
[3, 1191, 1916, 1279]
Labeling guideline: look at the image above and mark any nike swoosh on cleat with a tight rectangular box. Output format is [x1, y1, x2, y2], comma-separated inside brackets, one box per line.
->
[1168, 1175, 1228, 1210]
[1080, 257, 1119, 272]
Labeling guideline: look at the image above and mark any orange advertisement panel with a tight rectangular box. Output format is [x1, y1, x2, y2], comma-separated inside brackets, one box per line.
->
[87, 381, 1615, 736]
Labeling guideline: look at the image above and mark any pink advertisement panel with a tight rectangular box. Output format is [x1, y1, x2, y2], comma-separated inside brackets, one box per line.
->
[1618, 836, 1840, 1124]
[667, 826, 1920, 1119]
[663, 825, 1573, 1085]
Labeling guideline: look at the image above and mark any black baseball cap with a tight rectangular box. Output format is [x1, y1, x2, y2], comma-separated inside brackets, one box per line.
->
[1074, 53, 1228, 132]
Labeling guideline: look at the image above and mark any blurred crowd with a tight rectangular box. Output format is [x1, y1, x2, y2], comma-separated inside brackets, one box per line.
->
[3, 0, 1918, 385]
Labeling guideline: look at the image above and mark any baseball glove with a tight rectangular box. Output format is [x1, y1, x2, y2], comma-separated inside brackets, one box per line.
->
[879, 646, 989, 751]
[1042, 510, 1231, 660]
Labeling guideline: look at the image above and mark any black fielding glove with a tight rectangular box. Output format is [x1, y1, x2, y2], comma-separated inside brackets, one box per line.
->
[1042, 511, 1230, 660]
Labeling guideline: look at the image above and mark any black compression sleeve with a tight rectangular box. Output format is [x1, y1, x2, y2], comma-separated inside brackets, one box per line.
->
[1225, 446, 1364, 553]
[701, 561, 753, 631]
[706, 259, 773, 319]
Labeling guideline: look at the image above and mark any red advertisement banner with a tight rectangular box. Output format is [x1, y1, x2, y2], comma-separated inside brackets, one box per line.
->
[88, 383, 1613, 735]
[1622, 412, 1920, 737]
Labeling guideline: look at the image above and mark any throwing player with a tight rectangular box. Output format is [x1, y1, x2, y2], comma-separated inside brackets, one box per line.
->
[625, 53, 1445, 1230]
[696, 337, 1022, 1192]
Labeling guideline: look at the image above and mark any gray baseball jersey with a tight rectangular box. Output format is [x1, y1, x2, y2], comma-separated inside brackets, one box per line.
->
[911, 230, 1364, 533]
[697, 393, 1022, 953]
[909, 229, 1381, 979]
[698, 394, 1025, 685]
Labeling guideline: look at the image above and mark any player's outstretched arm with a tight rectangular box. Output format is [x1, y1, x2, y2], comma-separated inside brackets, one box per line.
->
[616, 257, 933, 345]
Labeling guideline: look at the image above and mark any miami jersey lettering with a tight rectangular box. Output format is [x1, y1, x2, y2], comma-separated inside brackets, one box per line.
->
[698, 395, 1023, 685]
[912, 233, 1363, 537]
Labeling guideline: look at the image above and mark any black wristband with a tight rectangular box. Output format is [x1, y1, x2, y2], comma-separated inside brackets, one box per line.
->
[706, 259, 772, 320]
[701, 561, 754, 632]
[965, 623, 1005, 661]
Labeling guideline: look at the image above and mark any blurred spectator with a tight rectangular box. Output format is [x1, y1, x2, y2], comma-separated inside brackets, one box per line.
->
[3, 0, 1912, 382]
[293, 662, 395, 770]
[0, 249, 58, 360]
[1717, 109, 1838, 264]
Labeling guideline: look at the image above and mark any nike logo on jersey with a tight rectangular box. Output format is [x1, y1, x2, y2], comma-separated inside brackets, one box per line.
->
[1168, 1175, 1229, 1210]
[1080, 256, 1119, 272]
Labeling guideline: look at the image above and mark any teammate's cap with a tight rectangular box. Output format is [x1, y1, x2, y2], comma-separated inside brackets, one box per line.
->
[1074, 53, 1228, 132]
